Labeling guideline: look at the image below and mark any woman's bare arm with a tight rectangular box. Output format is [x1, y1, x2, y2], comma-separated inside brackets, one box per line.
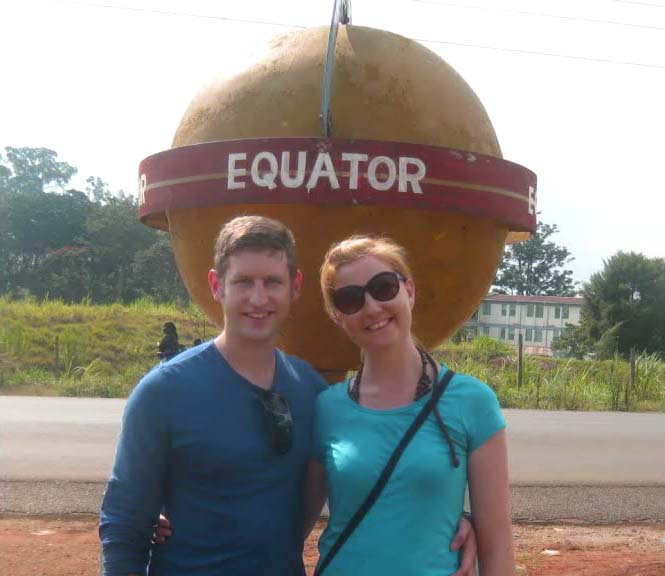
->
[467, 429, 514, 576]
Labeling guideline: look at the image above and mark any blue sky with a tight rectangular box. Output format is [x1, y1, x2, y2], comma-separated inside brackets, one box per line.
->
[1, 0, 664, 284]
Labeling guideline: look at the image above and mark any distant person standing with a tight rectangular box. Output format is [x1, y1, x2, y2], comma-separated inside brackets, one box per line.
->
[157, 322, 182, 360]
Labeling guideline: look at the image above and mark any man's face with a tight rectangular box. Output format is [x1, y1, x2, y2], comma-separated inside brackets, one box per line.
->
[208, 249, 301, 345]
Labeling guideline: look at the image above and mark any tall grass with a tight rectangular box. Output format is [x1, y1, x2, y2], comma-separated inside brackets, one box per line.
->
[1, 298, 663, 410]
[0, 296, 206, 397]
[434, 337, 664, 412]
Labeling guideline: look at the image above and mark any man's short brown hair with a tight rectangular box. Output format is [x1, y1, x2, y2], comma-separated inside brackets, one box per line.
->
[213, 216, 297, 280]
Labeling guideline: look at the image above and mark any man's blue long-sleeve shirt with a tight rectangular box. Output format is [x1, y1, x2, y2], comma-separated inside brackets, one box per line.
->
[99, 342, 326, 575]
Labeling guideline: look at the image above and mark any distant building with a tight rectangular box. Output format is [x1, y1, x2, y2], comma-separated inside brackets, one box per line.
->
[464, 294, 585, 356]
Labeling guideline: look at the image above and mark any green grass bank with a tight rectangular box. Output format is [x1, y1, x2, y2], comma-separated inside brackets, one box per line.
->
[0, 297, 209, 397]
[1, 298, 663, 411]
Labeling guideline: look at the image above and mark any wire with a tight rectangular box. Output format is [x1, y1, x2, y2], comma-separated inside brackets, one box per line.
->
[84, 2, 306, 29]
[412, 36, 665, 70]
[80, 2, 665, 71]
[406, 0, 665, 31]
[610, 0, 665, 7]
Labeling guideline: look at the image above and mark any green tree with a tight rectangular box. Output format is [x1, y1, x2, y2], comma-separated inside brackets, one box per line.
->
[2, 147, 77, 194]
[582, 252, 665, 358]
[85, 192, 158, 302]
[85, 176, 111, 204]
[130, 234, 189, 303]
[0, 156, 10, 194]
[0, 146, 189, 304]
[0, 147, 80, 295]
[493, 219, 576, 296]
[0, 189, 93, 297]
[551, 323, 594, 359]
[41, 245, 93, 301]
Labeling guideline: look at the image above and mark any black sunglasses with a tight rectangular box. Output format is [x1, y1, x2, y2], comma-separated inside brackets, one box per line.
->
[330, 271, 406, 315]
[256, 389, 293, 454]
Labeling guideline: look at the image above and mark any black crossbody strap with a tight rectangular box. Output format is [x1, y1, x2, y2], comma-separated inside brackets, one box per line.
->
[315, 369, 456, 576]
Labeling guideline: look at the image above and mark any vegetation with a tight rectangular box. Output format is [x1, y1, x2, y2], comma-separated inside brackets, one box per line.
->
[435, 336, 664, 412]
[0, 146, 189, 304]
[1, 146, 663, 408]
[493, 219, 577, 296]
[0, 302, 662, 412]
[581, 252, 665, 358]
[493, 220, 665, 361]
[0, 297, 209, 397]
[551, 253, 665, 360]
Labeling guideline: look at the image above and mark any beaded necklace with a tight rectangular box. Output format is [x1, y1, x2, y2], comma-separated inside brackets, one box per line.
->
[348, 348, 438, 403]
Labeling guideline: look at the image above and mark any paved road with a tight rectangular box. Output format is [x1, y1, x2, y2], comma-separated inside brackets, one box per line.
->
[1, 396, 124, 482]
[1, 396, 663, 520]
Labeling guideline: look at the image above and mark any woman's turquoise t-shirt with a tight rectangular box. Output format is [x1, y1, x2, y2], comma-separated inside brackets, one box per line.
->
[313, 367, 505, 576]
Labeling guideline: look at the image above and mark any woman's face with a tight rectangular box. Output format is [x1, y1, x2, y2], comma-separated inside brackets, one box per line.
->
[330, 255, 415, 352]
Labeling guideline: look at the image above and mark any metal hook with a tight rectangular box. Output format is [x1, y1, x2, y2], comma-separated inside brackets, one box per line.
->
[320, 0, 352, 138]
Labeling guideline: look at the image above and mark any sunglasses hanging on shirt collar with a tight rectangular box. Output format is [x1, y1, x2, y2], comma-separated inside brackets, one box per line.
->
[256, 389, 293, 454]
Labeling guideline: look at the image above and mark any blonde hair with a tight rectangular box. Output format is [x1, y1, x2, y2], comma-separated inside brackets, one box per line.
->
[320, 236, 413, 318]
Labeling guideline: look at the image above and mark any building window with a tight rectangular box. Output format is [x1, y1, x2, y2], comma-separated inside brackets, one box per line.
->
[552, 328, 561, 340]
[483, 326, 490, 336]
[526, 303, 534, 317]
[500, 327, 506, 339]
[555, 305, 570, 319]
[501, 303, 508, 317]
[470, 310, 479, 321]
[525, 328, 533, 341]
[482, 302, 491, 315]
[534, 329, 543, 342]
[507, 327, 515, 341]
[535, 303, 544, 318]
[509, 303, 516, 317]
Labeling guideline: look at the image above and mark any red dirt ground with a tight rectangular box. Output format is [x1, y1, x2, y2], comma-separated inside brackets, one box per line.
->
[1, 515, 663, 575]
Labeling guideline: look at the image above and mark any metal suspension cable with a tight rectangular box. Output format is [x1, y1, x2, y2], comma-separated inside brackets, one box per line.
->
[412, 36, 665, 70]
[84, 2, 307, 29]
[78, 2, 665, 71]
[610, 0, 665, 7]
[406, 0, 665, 31]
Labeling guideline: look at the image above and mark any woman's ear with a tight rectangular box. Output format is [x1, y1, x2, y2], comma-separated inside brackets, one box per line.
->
[405, 278, 416, 309]
[326, 304, 342, 326]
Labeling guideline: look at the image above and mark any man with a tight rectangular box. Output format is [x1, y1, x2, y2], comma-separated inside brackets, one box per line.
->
[100, 216, 476, 575]
[157, 322, 183, 361]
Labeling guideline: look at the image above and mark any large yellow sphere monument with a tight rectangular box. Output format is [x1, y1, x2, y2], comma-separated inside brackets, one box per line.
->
[138, 25, 536, 378]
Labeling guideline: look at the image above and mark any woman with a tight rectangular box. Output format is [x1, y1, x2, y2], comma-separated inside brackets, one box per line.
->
[310, 235, 513, 576]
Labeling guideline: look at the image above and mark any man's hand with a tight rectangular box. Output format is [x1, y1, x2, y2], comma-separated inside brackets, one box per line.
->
[450, 516, 477, 576]
[151, 514, 172, 545]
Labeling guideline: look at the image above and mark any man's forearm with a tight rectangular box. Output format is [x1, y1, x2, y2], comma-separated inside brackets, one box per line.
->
[100, 375, 169, 575]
